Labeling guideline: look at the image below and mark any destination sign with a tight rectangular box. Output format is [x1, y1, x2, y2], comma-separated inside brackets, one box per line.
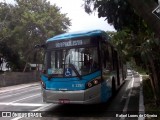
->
[47, 38, 96, 49]
[56, 40, 83, 48]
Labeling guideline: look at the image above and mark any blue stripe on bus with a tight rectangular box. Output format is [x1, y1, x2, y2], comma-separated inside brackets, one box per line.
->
[47, 30, 108, 42]
[101, 81, 112, 102]
[41, 71, 101, 91]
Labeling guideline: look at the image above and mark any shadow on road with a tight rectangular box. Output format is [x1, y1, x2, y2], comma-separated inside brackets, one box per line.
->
[43, 101, 113, 117]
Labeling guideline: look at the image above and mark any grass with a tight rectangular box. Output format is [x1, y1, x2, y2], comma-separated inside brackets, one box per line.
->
[135, 66, 147, 75]
[142, 76, 160, 120]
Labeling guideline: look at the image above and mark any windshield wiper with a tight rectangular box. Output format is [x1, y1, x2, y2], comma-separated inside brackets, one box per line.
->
[69, 64, 82, 79]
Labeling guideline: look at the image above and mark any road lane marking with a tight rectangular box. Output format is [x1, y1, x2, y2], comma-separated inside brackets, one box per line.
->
[123, 74, 134, 112]
[9, 93, 41, 103]
[32, 103, 54, 111]
[138, 75, 145, 120]
[120, 74, 135, 120]
[0, 102, 45, 107]
[0, 87, 40, 99]
[120, 74, 133, 101]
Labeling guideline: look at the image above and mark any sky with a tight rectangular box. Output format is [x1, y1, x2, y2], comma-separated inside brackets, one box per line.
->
[50, 0, 115, 32]
[0, 0, 115, 32]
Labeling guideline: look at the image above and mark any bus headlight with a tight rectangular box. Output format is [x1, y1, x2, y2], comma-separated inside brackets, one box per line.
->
[93, 79, 99, 85]
[86, 78, 101, 89]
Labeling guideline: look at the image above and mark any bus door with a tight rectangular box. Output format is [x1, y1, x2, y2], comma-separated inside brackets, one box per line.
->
[113, 50, 120, 86]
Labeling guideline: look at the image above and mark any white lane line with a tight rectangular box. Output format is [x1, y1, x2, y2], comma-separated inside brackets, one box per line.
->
[9, 93, 41, 103]
[120, 74, 134, 120]
[138, 75, 145, 120]
[0, 87, 40, 99]
[32, 103, 54, 111]
[123, 75, 134, 112]
[0, 102, 45, 107]
[121, 79, 132, 101]
[11, 116, 22, 120]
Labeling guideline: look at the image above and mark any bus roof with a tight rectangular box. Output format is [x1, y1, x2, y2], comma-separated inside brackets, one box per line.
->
[47, 29, 108, 42]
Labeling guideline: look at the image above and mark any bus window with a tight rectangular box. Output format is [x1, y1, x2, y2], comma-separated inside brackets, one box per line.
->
[108, 46, 113, 70]
[65, 47, 99, 76]
[112, 48, 117, 71]
[49, 50, 63, 76]
[101, 42, 112, 72]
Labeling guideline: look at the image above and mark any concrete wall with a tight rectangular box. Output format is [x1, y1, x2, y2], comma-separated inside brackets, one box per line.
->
[0, 71, 40, 87]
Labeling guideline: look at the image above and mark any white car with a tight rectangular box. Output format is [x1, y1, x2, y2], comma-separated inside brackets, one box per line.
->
[127, 69, 132, 76]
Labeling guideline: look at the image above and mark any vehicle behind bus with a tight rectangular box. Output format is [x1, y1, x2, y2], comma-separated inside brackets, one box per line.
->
[40, 30, 126, 104]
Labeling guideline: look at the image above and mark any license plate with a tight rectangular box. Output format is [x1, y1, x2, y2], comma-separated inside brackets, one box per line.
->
[59, 99, 70, 104]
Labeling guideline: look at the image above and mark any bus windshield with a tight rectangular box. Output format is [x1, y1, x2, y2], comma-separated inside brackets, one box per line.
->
[46, 47, 99, 77]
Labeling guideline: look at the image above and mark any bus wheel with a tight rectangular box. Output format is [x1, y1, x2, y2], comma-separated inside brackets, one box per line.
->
[112, 78, 116, 96]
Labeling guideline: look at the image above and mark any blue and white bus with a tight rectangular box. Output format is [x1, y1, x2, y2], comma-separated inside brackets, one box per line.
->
[40, 30, 126, 104]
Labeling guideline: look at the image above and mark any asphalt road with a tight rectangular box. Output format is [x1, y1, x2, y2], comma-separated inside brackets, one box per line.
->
[0, 71, 142, 120]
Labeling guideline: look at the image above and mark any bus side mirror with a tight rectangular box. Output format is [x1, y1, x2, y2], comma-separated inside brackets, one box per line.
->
[41, 69, 47, 74]
[34, 44, 40, 49]
[34, 44, 46, 49]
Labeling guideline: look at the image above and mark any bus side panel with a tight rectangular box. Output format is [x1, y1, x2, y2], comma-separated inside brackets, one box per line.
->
[101, 80, 112, 102]
[84, 84, 101, 104]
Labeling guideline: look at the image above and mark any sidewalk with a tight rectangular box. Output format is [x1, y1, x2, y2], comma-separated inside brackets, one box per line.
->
[0, 82, 40, 94]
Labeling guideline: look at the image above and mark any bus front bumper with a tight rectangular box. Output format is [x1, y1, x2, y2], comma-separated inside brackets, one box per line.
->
[41, 84, 101, 104]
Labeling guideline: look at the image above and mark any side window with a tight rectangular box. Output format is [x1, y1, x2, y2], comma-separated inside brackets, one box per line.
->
[119, 57, 122, 69]
[112, 49, 118, 71]
[101, 42, 111, 71]
[108, 46, 113, 70]
[51, 50, 63, 69]
[46, 51, 51, 69]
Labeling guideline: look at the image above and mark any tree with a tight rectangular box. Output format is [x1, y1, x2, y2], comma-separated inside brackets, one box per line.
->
[0, 41, 23, 70]
[127, 0, 160, 38]
[0, 0, 71, 71]
[84, 0, 160, 37]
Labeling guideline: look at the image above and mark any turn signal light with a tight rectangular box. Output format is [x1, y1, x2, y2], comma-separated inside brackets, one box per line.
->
[87, 82, 93, 88]
[86, 78, 101, 89]
[93, 79, 98, 85]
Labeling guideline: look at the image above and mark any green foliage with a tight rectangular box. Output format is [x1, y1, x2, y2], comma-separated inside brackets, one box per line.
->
[0, 0, 71, 71]
[0, 41, 23, 70]
[143, 77, 154, 101]
[143, 77, 160, 117]
[84, 0, 148, 33]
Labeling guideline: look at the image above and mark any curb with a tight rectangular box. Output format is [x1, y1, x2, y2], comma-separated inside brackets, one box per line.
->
[138, 74, 145, 120]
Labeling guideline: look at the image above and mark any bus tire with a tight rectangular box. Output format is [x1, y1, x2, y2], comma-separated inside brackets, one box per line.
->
[112, 78, 116, 96]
